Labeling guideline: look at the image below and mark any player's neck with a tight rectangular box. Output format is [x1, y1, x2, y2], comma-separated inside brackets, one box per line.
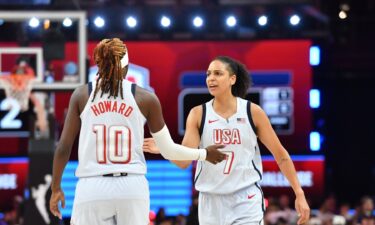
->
[213, 95, 237, 113]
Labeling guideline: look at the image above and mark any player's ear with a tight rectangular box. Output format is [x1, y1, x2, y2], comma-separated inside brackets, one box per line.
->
[230, 74, 236, 85]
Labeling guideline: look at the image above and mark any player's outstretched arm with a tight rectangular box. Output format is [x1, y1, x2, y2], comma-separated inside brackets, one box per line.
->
[252, 103, 310, 225]
[142, 106, 202, 168]
[171, 105, 203, 168]
[139, 87, 226, 163]
[50, 87, 82, 219]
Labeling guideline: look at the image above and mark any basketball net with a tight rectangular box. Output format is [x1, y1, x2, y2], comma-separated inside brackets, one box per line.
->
[0, 74, 35, 111]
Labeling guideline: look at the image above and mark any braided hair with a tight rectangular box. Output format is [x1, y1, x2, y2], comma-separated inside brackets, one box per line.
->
[214, 56, 251, 98]
[92, 38, 127, 101]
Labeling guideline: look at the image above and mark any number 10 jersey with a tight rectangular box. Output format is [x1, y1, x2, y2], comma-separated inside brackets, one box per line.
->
[76, 79, 147, 178]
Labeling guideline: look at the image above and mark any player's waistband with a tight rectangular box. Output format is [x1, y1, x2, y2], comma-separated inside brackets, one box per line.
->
[102, 172, 128, 177]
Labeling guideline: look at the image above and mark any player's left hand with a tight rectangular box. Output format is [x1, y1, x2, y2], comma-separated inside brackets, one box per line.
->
[143, 138, 161, 154]
[49, 188, 65, 220]
[295, 193, 310, 224]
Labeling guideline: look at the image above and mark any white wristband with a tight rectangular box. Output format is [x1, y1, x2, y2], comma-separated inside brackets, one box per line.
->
[197, 148, 207, 161]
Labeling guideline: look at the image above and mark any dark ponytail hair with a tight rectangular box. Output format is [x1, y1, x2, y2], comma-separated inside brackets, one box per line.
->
[213, 56, 251, 98]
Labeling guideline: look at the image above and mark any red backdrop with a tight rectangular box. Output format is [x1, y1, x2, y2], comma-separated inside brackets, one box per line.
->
[0, 40, 312, 156]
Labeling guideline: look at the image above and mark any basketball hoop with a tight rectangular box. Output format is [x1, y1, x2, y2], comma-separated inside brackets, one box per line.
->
[0, 74, 35, 111]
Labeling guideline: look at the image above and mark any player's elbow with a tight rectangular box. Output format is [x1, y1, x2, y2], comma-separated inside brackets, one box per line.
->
[175, 162, 191, 169]
[179, 163, 190, 169]
[159, 147, 176, 160]
[55, 143, 71, 158]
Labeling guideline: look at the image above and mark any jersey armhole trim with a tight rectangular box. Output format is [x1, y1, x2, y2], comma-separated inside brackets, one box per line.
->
[88, 82, 92, 95]
[246, 101, 257, 135]
[128, 82, 147, 122]
[79, 82, 93, 118]
[199, 103, 206, 138]
[131, 83, 136, 96]
[194, 161, 203, 184]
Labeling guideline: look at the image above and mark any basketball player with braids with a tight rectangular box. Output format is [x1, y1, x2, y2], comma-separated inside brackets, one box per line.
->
[49, 38, 226, 225]
[144, 56, 311, 225]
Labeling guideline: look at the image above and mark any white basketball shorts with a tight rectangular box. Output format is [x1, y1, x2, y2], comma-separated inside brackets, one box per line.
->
[198, 183, 265, 225]
[70, 174, 149, 225]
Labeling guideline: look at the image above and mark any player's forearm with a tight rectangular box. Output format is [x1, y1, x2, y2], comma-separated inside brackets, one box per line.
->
[275, 152, 305, 197]
[51, 146, 71, 192]
[151, 126, 206, 161]
[170, 136, 197, 169]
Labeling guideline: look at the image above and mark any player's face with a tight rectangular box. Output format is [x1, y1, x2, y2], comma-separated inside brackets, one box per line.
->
[206, 60, 236, 97]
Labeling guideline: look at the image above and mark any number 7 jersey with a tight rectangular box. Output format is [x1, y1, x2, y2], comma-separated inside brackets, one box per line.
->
[195, 97, 263, 194]
[76, 79, 147, 177]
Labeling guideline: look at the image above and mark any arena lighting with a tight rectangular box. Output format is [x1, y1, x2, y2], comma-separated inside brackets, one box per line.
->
[160, 16, 171, 28]
[94, 16, 105, 28]
[289, 14, 300, 26]
[309, 131, 321, 151]
[309, 89, 320, 109]
[62, 17, 73, 27]
[43, 19, 50, 29]
[226, 15, 237, 27]
[0, 19, 4, 26]
[193, 16, 203, 28]
[309, 46, 320, 66]
[258, 15, 268, 26]
[28, 17, 40, 28]
[126, 16, 137, 28]
[339, 10, 347, 19]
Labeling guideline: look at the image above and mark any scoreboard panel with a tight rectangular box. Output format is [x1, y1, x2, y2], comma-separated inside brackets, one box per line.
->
[178, 71, 295, 136]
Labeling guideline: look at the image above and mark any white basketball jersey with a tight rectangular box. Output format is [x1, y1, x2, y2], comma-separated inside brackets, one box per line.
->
[195, 97, 263, 194]
[76, 79, 147, 177]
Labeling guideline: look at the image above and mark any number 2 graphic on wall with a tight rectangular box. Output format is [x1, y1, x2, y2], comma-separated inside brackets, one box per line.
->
[0, 98, 22, 129]
[93, 125, 131, 164]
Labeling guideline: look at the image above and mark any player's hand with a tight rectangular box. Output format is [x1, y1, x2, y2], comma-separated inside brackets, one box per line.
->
[49, 188, 65, 220]
[143, 138, 161, 154]
[36, 118, 48, 133]
[295, 192, 310, 224]
[205, 144, 226, 164]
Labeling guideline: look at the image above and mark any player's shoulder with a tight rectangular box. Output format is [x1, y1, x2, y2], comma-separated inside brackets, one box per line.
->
[187, 104, 205, 125]
[249, 102, 264, 115]
[71, 84, 88, 99]
[68, 84, 89, 113]
[133, 84, 158, 103]
[132, 84, 161, 115]
[248, 101, 268, 128]
[190, 104, 203, 116]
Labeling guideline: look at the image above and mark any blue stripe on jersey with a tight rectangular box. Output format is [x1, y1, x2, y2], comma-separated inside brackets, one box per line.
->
[88, 82, 92, 95]
[199, 103, 206, 137]
[246, 101, 257, 135]
[194, 161, 203, 184]
[252, 160, 262, 180]
[255, 182, 265, 213]
[131, 83, 136, 96]
[252, 146, 263, 180]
